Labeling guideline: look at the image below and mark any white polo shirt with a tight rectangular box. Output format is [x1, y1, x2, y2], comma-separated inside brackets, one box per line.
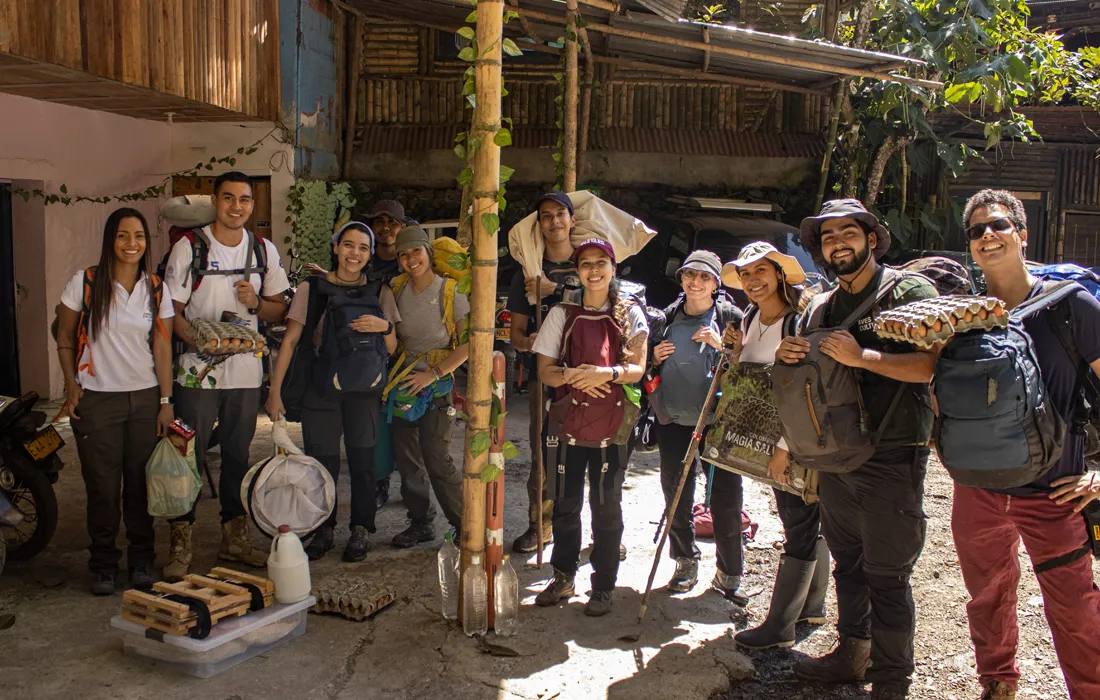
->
[60, 271, 175, 393]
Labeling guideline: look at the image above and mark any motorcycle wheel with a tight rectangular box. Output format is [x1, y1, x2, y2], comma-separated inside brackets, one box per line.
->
[0, 455, 58, 561]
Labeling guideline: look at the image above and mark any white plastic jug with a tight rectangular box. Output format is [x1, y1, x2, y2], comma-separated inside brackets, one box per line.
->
[268, 524, 311, 604]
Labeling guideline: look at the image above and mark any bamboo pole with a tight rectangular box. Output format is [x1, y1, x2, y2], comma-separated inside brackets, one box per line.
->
[577, 28, 594, 184]
[342, 15, 363, 180]
[534, 276, 545, 569]
[460, 0, 504, 612]
[563, 0, 579, 192]
[814, 79, 846, 212]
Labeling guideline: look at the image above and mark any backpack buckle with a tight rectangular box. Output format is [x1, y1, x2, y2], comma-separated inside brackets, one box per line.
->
[546, 436, 559, 448]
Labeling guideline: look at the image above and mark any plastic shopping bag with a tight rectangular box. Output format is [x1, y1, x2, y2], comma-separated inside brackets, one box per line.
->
[146, 438, 202, 518]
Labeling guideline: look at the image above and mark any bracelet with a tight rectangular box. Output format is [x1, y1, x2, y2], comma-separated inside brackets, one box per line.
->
[248, 297, 264, 315]
[431, 366, 444, 380]
[385, 321, 394, 334]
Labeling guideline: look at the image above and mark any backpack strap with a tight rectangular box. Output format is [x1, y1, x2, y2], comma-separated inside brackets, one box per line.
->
[76, 267, 96, 377]
[836, 267, 904, 330]
[184, 229, 267, 291]
[149, 273, 170, 345]
[441, 276, 458, 349]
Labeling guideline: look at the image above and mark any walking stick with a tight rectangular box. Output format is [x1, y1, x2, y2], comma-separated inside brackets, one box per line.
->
[638, 354, 727, 622]
[534, 275, 545, 568]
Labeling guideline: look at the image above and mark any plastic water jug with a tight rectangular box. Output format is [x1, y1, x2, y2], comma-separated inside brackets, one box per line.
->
[268, 524, 311, 604]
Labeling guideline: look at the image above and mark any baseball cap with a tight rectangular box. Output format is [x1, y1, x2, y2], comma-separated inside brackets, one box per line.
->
[394, 223, 431, 253]
[368, 200, 406, 222]
[534, 191, 574, 216]
[799, 198, 891, 265]
[571, 238, 616, 265]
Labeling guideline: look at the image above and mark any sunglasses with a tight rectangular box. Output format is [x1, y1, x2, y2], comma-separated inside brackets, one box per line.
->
[967, 217, 1015, 240]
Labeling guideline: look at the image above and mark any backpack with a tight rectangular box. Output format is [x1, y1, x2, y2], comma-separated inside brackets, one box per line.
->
[931, 281, 1080, 489]
[312, 277, 389, 397]
[179, 227, 269, 293]
[382, 274, 462, 400]
[770, 268, 910, 473]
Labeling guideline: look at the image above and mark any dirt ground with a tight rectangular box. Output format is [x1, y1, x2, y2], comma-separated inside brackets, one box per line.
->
[1, 392, 1095, 700]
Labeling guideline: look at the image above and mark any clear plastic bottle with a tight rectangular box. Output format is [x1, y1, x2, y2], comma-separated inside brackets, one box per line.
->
[437, 531, 460, 620]
[493, 554, 519, 636]
[462, 554, 489, 637]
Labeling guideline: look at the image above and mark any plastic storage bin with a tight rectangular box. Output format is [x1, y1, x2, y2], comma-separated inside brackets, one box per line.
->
[111, 595, 316, 678]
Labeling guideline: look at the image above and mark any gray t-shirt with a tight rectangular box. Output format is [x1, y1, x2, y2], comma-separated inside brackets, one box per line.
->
[394, 275, 471, 369]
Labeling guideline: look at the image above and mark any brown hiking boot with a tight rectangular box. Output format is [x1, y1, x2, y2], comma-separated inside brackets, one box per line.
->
[218, 517, 268, 567]
[535, 570, 575, 607]
[980, 681, 1016, 700]
[793, 635, 872, 683]
[163, 522, 193, 582]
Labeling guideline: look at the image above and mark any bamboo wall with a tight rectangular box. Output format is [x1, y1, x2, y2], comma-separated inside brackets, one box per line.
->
[0, 0, 280, 120]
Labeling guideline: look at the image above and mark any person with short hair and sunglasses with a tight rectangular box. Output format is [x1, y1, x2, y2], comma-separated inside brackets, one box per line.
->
[952, 189, 1100, 700]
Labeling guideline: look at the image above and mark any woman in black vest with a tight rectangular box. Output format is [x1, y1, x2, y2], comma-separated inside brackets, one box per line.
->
[267, 222, 399, 562]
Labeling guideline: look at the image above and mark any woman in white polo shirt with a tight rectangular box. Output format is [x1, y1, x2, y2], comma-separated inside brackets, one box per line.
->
[55, 208, 175, 596]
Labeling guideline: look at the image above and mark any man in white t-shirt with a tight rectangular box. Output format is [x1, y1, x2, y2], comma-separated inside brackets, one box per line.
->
[161, 171, 290, 580]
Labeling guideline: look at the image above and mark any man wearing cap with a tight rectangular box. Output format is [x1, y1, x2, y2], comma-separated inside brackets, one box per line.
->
[776, 199, 938, 700]
[368, 199, 406, 284]
[507, 191, 581, 553]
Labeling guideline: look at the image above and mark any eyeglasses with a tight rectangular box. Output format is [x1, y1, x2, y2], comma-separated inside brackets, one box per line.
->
[967, 217, 1015, 240]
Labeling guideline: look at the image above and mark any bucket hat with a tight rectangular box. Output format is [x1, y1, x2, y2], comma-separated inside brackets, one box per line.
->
[721, 241, 807, 289]
[799, 198, 891, 265]
[676, 250, 722, 283]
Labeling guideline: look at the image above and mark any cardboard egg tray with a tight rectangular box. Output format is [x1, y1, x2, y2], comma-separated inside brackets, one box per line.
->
[875, 295, 1008, 349]
[191, 319, 268, 356]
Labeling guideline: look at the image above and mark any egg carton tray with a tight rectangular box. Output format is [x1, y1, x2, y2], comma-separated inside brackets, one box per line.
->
[190, 319, 268, 356]
[875, 295, 1008, 349]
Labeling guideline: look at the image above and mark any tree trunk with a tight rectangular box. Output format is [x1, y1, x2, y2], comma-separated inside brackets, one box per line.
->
[563, 0, 580, 191]
[864, 135, 909, 207]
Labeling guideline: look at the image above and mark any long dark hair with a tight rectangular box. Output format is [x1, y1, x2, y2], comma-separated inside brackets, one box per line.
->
[87, 208, 156, 338]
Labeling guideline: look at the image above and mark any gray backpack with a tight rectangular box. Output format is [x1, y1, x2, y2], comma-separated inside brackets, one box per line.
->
[771, 269, 908, 473]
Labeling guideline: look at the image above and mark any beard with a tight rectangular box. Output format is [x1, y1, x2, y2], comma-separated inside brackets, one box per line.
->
[825, 242, 871, 276]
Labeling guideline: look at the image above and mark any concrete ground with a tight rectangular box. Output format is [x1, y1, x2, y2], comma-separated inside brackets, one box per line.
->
[0, 392, 769, 700]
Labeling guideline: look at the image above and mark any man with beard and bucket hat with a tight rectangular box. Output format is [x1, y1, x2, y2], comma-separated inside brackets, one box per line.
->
[774, 199, 939, 700]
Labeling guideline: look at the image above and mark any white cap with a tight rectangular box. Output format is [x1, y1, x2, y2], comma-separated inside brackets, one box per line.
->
[470, 554, 481, 565]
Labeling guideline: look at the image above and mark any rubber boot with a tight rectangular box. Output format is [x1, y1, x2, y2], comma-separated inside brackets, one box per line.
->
[793, 635, 872, 683]
[798, 537, 830, 624]
[734, 555, 815, 649]
[218, 516, 267, 567]
[163, 522, 193, 583]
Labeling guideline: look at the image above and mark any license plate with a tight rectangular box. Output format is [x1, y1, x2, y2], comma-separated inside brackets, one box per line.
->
[495, 328, 511, 341]
[24, 426, 63, 461]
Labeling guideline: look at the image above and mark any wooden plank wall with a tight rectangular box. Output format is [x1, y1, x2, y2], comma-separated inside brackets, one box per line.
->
[0, 0, 280, 119]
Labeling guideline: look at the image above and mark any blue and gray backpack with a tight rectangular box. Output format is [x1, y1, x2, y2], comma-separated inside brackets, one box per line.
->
[313, 277, 389, 397]
[932, 281, 1082, 489]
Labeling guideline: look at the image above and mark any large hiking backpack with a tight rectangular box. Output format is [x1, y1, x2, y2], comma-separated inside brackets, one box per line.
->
[931, 281, 1081, 489]
[180, 227, 269, 293]
[771, 268, 909, 473]
[312, 277, 389, 396]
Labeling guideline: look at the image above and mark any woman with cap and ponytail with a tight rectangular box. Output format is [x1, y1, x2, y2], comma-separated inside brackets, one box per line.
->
[719, 242, 832, 650]
[266, 222, 400, 562]
[647, 250, 744, 595]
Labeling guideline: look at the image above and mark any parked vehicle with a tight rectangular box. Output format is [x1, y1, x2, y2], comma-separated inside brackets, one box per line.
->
[0, 489, 25, 578]
[0, 392, 64, 561]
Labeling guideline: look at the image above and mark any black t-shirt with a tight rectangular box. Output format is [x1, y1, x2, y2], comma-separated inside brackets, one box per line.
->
[370, 255, 400, 284]
[1001, 282, 1100, 495]
[506, 258, 579, 335]
[807, 266, 939, 448]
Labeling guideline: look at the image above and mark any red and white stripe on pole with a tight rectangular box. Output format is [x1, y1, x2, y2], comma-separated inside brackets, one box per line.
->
[485, 350, 506, 628]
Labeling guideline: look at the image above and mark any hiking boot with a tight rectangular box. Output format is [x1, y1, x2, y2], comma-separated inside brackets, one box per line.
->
[163, 522, 193, 583]
[535, 570, 576, 607]
[799, 537, 830, 624]
[735, 555, 815, 650]
[512, 523, 553, 553]
[343, 526, 371, 562]
[667, 557, 699, 593]
[306, 526, 335, 561]
[584, 589, 613, 617]
[793, 635, 872, 683]
[218, 517, 268, 568]
[711, 570, 741, 597]
[979, 681, 1017, 700]
[90, 572, 116, 596]
[376, 477, 391, 508]
[871, 683, 909, 700]
[128, 564, 156, 590]
[392, 520, 435, 548]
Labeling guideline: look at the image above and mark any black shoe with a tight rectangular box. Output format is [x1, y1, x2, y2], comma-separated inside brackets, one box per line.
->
[343, 526, 371, 562]
[90, 572, 116, 596]
[870, 682, 910, 700]
[392, 520, 436, 548]
[535, 570, 576, 607]
[376, 477, 391, 508]
[585, 589, 613, 616]
[306, 526, 335, 561]
[128, 565, 156, 590]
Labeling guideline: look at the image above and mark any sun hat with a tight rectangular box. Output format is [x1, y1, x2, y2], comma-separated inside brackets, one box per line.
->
[394, 223, 432, 254]
[799, 198, 891, 265]
[676, 250, 722, 283]
[571, 237, 616, 265]
[721, 241, 807, 289]
[534, 191, 574, 216]
[331, 221, 375, 253]
[367, 199, 406, 222]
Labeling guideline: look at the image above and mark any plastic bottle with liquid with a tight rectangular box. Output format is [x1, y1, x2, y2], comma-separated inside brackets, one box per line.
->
[493, 554, 519, 636]
[268, 524, 311, 604]
[462, 554, 488, 637]
[437, 531, 460, 620]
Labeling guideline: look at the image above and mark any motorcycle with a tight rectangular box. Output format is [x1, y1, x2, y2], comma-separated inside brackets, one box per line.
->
[0, 392, 65, 561]
[0, 490, 25, 577]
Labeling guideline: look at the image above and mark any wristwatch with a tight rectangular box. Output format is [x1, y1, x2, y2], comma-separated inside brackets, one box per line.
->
[554, 283, 565, 297]
[611, 366, 621, 382]
[248, 297, 264, 315]
[160, 396, 174, 406]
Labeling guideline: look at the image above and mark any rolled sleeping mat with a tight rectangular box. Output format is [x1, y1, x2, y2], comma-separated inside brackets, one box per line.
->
[163, 194, 216, 229]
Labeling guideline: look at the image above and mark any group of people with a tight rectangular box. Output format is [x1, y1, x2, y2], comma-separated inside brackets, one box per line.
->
[54, 176, 1100, 699]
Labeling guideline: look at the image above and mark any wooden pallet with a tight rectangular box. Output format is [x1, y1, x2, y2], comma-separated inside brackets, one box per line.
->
[121, 574, 251, 636]
[208, 567, 276, 608]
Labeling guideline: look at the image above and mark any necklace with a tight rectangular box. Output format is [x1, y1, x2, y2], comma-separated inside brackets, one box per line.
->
[755, 308, 786, 340]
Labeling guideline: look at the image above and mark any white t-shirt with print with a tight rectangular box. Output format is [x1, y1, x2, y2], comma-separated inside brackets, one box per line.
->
[164, 227, 290, 390]
[60, 271, 175, 393]
[532, 301, 649, 360]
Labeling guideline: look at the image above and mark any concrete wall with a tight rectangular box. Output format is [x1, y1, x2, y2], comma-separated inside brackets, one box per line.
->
[279, 0, 341, 178]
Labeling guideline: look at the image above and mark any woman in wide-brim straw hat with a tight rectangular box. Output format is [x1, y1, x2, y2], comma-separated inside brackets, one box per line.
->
[720, 241, 832, 650]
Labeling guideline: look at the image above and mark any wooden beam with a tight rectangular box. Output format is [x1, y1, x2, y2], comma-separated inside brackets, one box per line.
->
[343, 15, 363, 179]
[564, 0, 579, 191]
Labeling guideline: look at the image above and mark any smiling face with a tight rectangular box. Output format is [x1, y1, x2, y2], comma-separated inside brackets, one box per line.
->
[576, 246, 614, 293]
[214, 180, 254, 231]
[737, 260, 782, 306]
[969, 204, 1027, 272]
[113, 216, 147, 265]
[819, 216, 874, 276]
[538, 201, 574, 245]
[334, 228, 372, 276]
[680, 268, 718, 303]
[398, 244, 432, 278]
[372, 214, 403, 248]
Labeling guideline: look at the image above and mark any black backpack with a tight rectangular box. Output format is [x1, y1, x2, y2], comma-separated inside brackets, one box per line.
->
[312, 277, 389, 397]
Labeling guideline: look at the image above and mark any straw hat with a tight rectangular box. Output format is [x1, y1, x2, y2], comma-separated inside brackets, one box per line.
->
[721, 241, 807, 289]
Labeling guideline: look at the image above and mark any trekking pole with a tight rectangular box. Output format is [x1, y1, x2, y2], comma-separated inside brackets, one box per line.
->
[638, 355, 727, 622]
[534, 275, 545, 569]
